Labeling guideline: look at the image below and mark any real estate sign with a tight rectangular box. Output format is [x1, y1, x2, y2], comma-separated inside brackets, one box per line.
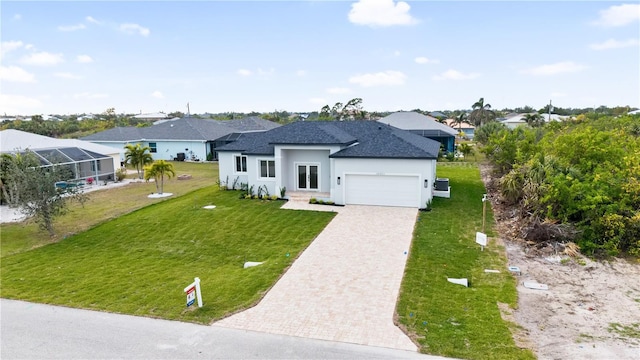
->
[183, 277, 203, 308]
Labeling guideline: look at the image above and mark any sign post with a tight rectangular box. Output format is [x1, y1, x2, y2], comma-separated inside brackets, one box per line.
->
[476, 232, 487, 251]
[481, 194, 487, 233]
[184, 277, 203, 308]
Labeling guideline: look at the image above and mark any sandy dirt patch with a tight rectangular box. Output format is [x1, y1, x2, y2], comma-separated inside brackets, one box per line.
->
[481, 164, 640, 360]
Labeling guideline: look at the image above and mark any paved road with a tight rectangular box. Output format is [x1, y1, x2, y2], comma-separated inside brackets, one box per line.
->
[216, 204, 418, 351]
[1, 299, 450, 359]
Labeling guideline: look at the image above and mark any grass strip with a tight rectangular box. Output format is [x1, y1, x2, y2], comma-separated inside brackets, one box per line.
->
[397, 164, 535, 360]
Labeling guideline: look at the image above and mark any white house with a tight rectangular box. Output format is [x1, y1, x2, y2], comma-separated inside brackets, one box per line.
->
[216, 121, 441, 208]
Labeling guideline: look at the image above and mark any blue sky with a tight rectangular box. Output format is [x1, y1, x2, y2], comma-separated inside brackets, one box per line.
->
[1, 1, 639, 116]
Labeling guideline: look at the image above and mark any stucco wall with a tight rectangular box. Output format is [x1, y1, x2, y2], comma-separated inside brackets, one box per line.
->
[218, 152, 249, 189]
[143, 141, 208, 162]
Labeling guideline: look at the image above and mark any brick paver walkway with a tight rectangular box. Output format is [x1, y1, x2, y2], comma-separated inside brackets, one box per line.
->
[214, 203, 418, 351]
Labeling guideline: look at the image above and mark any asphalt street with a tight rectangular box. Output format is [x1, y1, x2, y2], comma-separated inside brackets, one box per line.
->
[1, 299, 450, 359]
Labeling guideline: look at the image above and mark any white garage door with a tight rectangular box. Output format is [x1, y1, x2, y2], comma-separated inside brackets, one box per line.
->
[345, 174, 420, 207]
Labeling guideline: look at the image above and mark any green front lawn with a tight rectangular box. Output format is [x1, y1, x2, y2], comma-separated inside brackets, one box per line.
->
[397, 164, 535, 359]
[1, 161, 219, 257]
[1, 188, 335, 324]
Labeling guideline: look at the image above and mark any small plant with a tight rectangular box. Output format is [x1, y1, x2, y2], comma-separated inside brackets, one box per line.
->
[279, 186, 286, 198]
[310, 198, 317, 204]
[86, 177, 94, 185]
[216, 176, 229, 190]
[270, 195, 278, 200]
[445, 152, 456, 162]
[325, 201, 335, 205]
[231, 176, 240, 190]
[425, 200, 432, 211]
[244, 194, 252, 199]
[257, 186, 264, 198]
[115, 167, 127, 182]
[261, 185, 270, 197]
[206, 153, 213, 161]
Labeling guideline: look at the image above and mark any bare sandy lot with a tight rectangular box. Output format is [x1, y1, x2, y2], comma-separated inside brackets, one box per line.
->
[481, 165, 640, 360]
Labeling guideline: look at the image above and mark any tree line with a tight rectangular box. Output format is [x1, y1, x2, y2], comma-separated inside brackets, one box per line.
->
[476, 114, 640, 256]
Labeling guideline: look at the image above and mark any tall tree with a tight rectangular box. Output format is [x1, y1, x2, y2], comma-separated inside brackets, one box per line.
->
[469, 97, 496, 126]
[1, 151, 86, 236]
[124, 144, 153, 179]
[144, 160, 175, 194]
[523, 113, 544, 127]
[453, 113, 468, 132]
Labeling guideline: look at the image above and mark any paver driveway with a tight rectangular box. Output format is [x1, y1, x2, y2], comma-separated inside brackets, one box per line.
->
[214, 203, 418, 351]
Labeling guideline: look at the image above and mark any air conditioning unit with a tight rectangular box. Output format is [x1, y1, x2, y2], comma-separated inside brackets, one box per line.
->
[435, 178, 449, 191]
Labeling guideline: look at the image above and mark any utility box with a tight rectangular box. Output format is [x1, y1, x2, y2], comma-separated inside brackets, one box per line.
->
[435, 178, 449, 191]
[176, 153, 186, 161]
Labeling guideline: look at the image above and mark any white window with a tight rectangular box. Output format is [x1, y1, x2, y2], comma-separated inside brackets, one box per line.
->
[235, 155, 247, 173]
[259, 160, 275, 178]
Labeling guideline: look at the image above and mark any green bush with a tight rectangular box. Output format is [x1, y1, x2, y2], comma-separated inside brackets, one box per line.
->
[483, 115, 640, 256]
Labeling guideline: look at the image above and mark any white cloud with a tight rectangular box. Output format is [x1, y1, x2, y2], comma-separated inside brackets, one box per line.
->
[349, 70, 407, 87]
[1, 40, 24, 55]
[415, 57, 439, 64]
[521, 61, 588, 76]
[151, 91, 164, 99]
[393, 50, 401, 56]
[589, 38, 639, 50]
[20, 51, 64, 66]
[433, 69, 480, 81]
[54, 72, 82, 80]
[257, 68, 275, 76]
[119, 23, 150, 37]
[348, 0, 418, 27]
[326, 87, 351, 95]
[0, 94, 42, 115]
[76, 55, 93, 63]
[13, 14, 22, 21]
[309, 97, 327, 105]
[58, 24, 86, 32]
[86, 16, 101, 24]
[0, 65, 36, 83]
[296, 70, 307, 77]
[237, 69, 252, 76]
[592, 4, 640, 27]
[73, 92, 108, 99]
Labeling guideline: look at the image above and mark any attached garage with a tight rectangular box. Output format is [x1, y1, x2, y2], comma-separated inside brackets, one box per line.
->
[344, 174, 421, 207]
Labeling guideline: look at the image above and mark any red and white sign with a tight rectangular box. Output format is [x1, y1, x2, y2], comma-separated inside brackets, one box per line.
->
[183, 277, 203, 308]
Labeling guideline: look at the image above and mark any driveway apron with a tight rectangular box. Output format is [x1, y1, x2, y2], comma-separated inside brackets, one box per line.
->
[214, 204, 418, 351]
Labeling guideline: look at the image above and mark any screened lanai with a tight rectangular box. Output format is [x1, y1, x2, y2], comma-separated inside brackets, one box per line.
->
[26, 147, 115, 182]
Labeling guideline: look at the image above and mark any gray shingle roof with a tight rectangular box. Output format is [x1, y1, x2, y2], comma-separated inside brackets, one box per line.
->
[216, 121, 440, 159]
[81, 117, 280, 142]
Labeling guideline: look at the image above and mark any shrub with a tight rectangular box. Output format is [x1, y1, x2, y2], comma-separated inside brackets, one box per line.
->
[270, 195, 278, 201]
[115, 167, 127, 182]
[309, 198, 317, 204]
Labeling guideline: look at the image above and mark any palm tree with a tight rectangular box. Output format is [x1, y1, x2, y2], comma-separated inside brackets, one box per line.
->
[468, 98, 496, 127]
[124, 144, 153, 179]
[457, 143, 474, 159]
[522, 113, 544, 128]
[144, 160, 175, 194]
[453, 113, 468, 132]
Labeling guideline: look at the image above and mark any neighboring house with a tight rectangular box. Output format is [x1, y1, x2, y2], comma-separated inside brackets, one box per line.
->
[377, 111, 457, 153]
[133, 112, 169, 121]
[0, 129, 118, 182]
[444, 118, 476, 139]
[216, 121, 441, 208]
[500, 113, 567, 129]
[629, 109, 640, 115]
[81, 116, 280, 163]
